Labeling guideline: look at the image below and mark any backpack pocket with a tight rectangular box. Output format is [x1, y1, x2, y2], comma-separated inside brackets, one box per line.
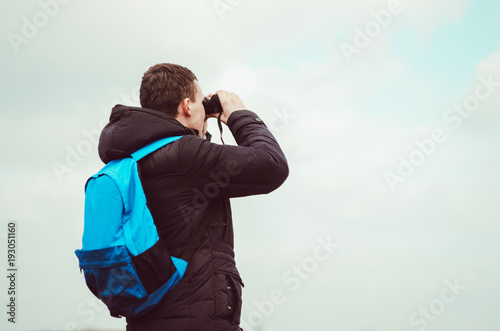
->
[75, 244, 187, 318]
[75, 245, 148, 316]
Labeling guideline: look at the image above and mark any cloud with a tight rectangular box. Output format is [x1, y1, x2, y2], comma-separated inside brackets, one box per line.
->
[477, 46, 500, 79]
[1, 1, 500, 330]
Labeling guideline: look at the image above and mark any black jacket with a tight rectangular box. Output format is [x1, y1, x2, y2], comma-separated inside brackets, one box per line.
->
[98, 105, 288, 331]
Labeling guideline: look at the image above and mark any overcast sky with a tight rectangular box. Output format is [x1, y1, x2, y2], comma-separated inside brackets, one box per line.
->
[1, 1, 500, 330]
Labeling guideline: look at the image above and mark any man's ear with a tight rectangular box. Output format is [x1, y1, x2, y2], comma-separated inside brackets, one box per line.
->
[181, 97, 191, 117]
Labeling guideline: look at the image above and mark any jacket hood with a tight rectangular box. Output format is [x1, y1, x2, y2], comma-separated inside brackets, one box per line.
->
[98, 104, 196, 163]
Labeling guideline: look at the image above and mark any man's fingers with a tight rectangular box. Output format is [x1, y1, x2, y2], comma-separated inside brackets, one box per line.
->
[209, 90, 245, 124]
[215, 90, 228, 103]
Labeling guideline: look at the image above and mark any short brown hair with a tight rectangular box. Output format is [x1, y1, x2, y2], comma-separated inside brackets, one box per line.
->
[140, 63, 198, 117]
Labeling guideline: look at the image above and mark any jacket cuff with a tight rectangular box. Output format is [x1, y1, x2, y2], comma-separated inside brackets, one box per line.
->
[227, 110, 266, 132]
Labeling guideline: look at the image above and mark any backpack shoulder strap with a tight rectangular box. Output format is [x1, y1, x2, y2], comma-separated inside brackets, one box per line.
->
[128, 134, 210, 262]
[132, 136, 183, 161]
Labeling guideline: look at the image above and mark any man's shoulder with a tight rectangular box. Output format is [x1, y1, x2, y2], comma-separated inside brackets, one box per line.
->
[175, 135, 219, 160]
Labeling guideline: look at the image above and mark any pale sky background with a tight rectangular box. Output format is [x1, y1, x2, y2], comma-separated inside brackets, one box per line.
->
[1, 0, 499, 330]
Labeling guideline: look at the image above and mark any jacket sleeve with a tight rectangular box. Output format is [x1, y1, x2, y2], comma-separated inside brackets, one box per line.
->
[178, 110, 289, 199]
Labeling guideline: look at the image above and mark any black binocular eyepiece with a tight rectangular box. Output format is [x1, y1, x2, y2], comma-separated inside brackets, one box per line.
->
[203, 94, 223, 115]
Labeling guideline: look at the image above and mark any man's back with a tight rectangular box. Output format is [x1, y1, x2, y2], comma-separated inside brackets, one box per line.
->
[98, 104, 288, 331]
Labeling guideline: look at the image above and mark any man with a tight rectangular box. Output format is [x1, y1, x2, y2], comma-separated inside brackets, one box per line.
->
[98, 63, 289, 331]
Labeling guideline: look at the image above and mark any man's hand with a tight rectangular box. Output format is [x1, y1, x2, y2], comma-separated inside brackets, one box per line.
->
[208, 90, 245, 125]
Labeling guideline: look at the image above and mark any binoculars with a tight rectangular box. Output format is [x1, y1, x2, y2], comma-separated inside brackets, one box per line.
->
[203, 94, 223, 115]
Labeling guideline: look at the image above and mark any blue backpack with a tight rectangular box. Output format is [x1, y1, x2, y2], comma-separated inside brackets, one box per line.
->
[75, 135, 207, 318]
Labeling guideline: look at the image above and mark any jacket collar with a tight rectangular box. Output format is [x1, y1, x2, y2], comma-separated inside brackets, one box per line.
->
[98, 104, 197, 163]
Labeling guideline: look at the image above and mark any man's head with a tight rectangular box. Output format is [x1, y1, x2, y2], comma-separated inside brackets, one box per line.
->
[140, 63, 206, 136]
